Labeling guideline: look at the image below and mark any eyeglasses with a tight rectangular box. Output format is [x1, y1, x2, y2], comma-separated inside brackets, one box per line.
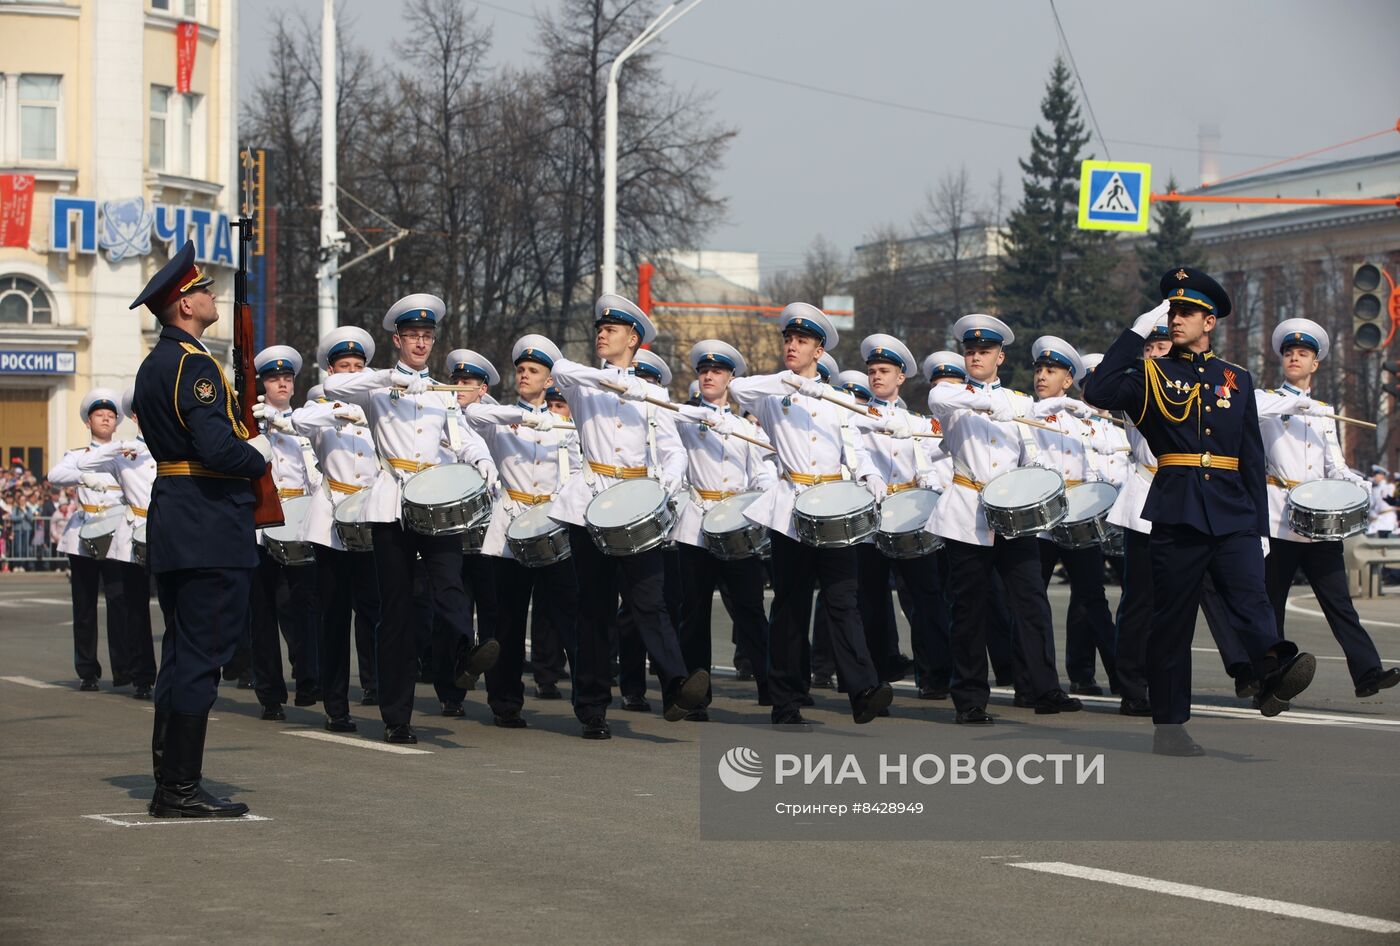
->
[398, 331, 435, 342]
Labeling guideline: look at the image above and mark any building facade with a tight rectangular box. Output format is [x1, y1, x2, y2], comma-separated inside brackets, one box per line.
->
[0, 0, 238, 472]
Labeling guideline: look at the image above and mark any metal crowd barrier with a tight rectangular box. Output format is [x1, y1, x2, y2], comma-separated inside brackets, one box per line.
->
[1345, 534, 1400, 598]
[0, 515, 66, 572]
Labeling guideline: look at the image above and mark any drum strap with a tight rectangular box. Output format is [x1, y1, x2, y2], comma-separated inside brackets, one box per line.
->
[838, 412, 858, 481]
[445, 399, 465, 456]
[556, 431, 572, 488]
[645, 402, 659, 476]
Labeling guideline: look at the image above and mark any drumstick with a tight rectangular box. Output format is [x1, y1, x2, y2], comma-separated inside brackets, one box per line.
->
[599, 381, 777, 452]
[1326, 413, 1378, 430]
[777, 378, 942, 439]
[498, 421, 576, 431]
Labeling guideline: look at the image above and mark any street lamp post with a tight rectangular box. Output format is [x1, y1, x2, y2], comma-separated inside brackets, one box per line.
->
[601, 0, 708, 296]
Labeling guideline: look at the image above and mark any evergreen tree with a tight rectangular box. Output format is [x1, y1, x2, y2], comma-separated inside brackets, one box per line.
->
[996, 57, 1120, 352]
[1136, 176, 1204, 308]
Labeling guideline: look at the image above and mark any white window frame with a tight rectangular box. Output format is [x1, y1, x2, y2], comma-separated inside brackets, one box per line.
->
[180, 91, 204, 178]
[149, 84, 170, 171]
[0, 275, 57, 327]
[16, 73, 61, 164]
[151, 0, 203, 21]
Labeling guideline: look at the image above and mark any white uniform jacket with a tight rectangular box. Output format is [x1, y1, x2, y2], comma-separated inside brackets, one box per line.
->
[290, 398, 380, 550]
[671, 399, 776, 549]
[1256, 386, 1368, 543]
[75, 439, 156, 564]
[46, 444, 124, 556]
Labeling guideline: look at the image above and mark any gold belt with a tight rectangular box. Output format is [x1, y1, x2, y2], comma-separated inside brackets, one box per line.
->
[952, 473, 984, 493]
[785, 471, 842, 486]
[1139, 463, 1158, 476]
[326, 478, 366, 495]
[130, 506, 147, 517]
[387, 457, 436, 474]
[506, 488, 552, 505]
[694, 488, 739, 501]
[1267, 475, 1301, 489]
[1065, 479, 1085, 488]
[156, 461, 243, 480]
[1158, 453, 1239, 471]
[587, 461, 647, 479]
[80, 503, 106, 514]
[886, 479, 920, 494]
[277, 487, 307, 499]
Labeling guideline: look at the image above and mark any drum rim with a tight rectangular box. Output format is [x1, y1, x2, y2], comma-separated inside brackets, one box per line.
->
[401, 463, 487, 504]
[585, 479, 668, 530]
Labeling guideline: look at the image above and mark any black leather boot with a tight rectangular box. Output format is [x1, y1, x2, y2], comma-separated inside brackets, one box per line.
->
[147, 713, 249, 818]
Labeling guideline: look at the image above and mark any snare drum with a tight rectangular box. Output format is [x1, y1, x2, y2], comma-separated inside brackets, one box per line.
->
[263, 495, 316, 566]
[332, 489, 374, 552]
[1050, 482, 1120, 549]
[981, 467, 1068, 539]
[78, 506, 125, 559]
[875, 488, 943, 559]
[506, 502, 571, 567]
[401, 463, 491, 536]
[792, 481, 878, 548]
[460, 518, 489, 554]
[1287, 479, 1370, 540]
[132, 521, 149, 568]
[584, 479, 674, 556]
[701, 492, 770, 560]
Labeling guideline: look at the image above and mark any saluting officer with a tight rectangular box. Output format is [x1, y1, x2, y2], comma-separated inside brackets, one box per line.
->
[47, 388, 130, 691]
[323, 294, 501, 744]
[728, 303, 894, 728]
[671, 339, 778, 716]
[1085, 267, 1317, 756]
[290, 326, 382, 732]
[130, 239, 272, 817]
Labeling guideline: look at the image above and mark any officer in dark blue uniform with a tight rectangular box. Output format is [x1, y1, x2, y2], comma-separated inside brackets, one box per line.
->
[130, 240, 272, 815]
[1084, 267, 1316, 756]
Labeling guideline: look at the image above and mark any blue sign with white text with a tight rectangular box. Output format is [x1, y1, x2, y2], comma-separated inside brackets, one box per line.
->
[0, 350, 76, 375]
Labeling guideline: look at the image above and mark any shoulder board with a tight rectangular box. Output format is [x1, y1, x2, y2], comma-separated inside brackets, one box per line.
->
[1317, 398, 1329, 406]
[178, 342, 210, 357]
[1013, 390, 1027, 397]
[1215, 358, 1246, 373]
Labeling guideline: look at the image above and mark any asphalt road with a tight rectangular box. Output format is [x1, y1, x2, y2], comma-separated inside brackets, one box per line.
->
[1, 571, 1398, 944]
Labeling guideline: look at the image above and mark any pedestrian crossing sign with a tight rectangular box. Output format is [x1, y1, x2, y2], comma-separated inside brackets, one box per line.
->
[1078, 160, 1152, 232]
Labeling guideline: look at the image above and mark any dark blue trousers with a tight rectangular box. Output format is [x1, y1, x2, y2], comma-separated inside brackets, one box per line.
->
[1266, 538, 1381, 686]
[154, 567, 254, 716]
[857, 544, 952, 688]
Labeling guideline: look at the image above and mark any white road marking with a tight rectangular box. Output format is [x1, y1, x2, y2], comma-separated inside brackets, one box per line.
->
[281, 729, 432, 755]
[1287, 594, 1400, 630]
[0, 676, 62, 689]
[1190, 646, 1349, 662]
[1008, 861, 1400, 934]
[83, 812, 271, 827]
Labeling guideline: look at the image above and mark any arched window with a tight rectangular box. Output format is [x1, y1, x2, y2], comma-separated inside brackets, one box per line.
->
[0, 275, 54, 325]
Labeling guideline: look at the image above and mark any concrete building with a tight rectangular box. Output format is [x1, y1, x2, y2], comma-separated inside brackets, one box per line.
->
[0, 0, 239, 473]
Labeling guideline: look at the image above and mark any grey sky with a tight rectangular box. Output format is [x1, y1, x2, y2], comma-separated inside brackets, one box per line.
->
[238, 0, 1400, 275]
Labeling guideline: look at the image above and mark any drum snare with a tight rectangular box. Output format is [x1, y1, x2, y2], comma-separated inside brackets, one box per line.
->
[78, 506, 126, 559]
[132, 521, 149, 568]
[792, 480, 878, 548]
[701, 492, 770, 560]
[506, 501, 571, 567]
[401, 463, 492, 536]
[980, 467, 1068, 539]
[332, 488, 375, 552]
[1050, 482, 1120, 549]
[263, 495, 316, 566]
[1287, 479, 1369, 540]
[875, 488, 943, 558]
[584, 479, 674, 556]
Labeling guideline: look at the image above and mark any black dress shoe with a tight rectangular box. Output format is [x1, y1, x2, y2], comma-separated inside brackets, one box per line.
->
[852, 683, 894, 724]
[621, 696, 651, 713]
[325, 716, 357, 733]
[1012, 693, 1035, 708]
[771, 710, 811, 731]
[385, 724, 417, 744]
[1257, 652, 1315, 717]
[917, 684, 950, 700]
[149, 782, 250, 819]
[734, 660, 755, 682]
[684, 708, 709, 722]
[236, 672, 254, 690]
[534, 683, 563, 700]
[811, 673, 835, 690]
[581, 716, 611, 740]
[454, 639, 501, 689]
[112, 674, 132, 688]
[1355, 666, 1400, 698]
[360, 688, 379, 706]
[132, 684, 153, 701]
[664, 670, 710, 722]
[1234, 676, 1261, 699]
[956, 707, 994, 724]
[1069, 680, 1103, 696]
[1153, 724, 1205, 757]
[441, 701, 465, 717]
[1119, 697, 1153, 717]
[494, 711, 528, 729]
[1033, 690, 1084, 715]
[294, 689, 321, 707]
[799, 692, 816, 707]
[757, 691, 773, 707]
[260, 703, 285, 721]
[79, 677, 99, 692]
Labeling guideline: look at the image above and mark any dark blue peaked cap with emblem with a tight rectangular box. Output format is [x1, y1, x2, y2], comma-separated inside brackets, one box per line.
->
[129, 240, 213, 314]
[1161, 266, 1232, 319]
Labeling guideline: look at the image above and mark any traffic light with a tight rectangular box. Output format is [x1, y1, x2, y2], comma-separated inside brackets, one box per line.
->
[1384, 360, 1400, 402]
[1352, 262, 1390, 351]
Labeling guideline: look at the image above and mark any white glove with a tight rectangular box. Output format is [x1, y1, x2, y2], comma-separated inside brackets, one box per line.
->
[1260, 536, 1271, 559]
[266, 411, 294, 434]
[251, 398, 275, 422]
[660, 474, 684, 498]
[474, 459, 499, 495]
[521, 410, 556, 432]
[392, 373, 430, 396]
[79, 473, 107, 490]
[246, 434, 273, 463]
[705, 413, 738, 437]
[617, 378, 649, 402]
[795, 376, 828, 399]
[332, 403, 367, 426]
[989, 403, 1015, 423]
[863, 475, 888, 504]
[1131, 299, 1172, 338]
[1032, 395, 1071, 418]
[1064, 399, 1097, 419]
[880, 413, 914, 440]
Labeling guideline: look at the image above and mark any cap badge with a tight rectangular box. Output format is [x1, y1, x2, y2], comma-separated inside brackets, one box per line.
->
[1174, 269, 1188, 281]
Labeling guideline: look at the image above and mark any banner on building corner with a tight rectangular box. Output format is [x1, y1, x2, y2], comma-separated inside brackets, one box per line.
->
[176, 21, 199, 94]
[0, 174, 36, 248]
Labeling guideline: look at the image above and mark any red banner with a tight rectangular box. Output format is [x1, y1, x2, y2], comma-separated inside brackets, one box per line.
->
[176, 21, 199, 93]
[0, 174, 36, 248]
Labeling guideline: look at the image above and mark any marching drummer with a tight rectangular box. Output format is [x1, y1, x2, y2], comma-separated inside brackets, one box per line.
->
[247, 345, 321, 721]
[727, 303, 893, 728]
[1084, 267, 1316, 756]
[457, 335, 581, 726]
[322, 294, 501, 745]
[47, 388, 129, 692]
[545, 293, 709, 740]
[290, 326, 383, 732]
[1025, 335, 1120, 698]
[817, 352, 839, 385]
[670, 339, 777, 716]
[73, 387, 158, 700]
[851, 334, 953, 702]
[919, 352, 966, 491]
[1252, 319, 1398, 700]
[925, 314, 1082, 725]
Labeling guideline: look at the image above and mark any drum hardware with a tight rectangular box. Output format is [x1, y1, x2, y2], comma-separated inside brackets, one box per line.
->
[262, 495, 317, 566]
[332, 489, 375, 552]
[401, 463, 492, 536]
[1050, 482, 1121, 550]
[1286, 479, 1369, 540]
[506, 501, 571, 566]
[792, 481, 878, 548]
[874, 488, 943, 558]
[701, 492, 771, 560]
[584, 479, 676, 556]
[980, 467, 1068, 539]
[77, 506, 126, 559]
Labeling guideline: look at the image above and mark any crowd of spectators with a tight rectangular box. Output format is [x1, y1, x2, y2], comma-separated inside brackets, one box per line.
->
[1, 460, 77, 572]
